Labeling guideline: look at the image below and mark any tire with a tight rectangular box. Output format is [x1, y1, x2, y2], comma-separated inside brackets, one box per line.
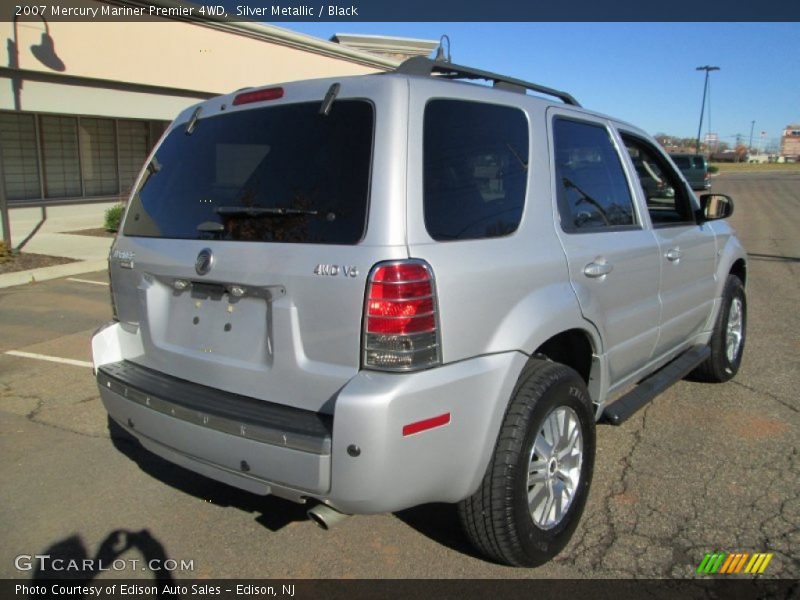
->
[458, 359, 596, 566]
[690, 274, 746, 383]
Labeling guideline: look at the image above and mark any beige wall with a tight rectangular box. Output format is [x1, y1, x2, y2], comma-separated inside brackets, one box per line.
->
[2, 2, 393, 119]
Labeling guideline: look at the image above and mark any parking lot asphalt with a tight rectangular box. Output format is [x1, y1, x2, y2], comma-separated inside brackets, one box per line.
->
[0, 172, 797, 580]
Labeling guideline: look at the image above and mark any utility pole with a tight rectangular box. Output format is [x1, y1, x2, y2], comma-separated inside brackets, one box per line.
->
[748, 120, 755, 153]
[695, 65, 720, 155]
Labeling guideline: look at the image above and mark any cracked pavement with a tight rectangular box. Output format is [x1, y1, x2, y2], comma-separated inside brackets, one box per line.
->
[0, 172, 798, 579]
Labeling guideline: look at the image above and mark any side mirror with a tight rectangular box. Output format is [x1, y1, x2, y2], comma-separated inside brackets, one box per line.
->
[698, 193, 734, 221]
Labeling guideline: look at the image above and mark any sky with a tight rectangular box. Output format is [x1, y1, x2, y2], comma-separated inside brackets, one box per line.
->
[272, 22, 799, 150]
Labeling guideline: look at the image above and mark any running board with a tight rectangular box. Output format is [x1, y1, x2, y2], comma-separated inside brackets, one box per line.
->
[602, 346, 710, 426]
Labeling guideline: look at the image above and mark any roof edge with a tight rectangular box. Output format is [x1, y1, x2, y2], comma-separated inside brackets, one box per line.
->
[111, 0, 401, 71]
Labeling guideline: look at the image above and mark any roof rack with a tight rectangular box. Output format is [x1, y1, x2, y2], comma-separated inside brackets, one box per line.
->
[395, 56, 580, 107]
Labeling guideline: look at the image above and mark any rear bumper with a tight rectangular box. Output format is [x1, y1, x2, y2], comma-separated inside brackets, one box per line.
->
[94, 322, 526, 514]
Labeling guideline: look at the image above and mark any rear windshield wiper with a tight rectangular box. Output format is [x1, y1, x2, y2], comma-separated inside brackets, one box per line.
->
[215, 207, 319, 217]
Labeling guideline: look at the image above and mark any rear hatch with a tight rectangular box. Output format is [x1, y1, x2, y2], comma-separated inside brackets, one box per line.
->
[109, 77, 408, 413]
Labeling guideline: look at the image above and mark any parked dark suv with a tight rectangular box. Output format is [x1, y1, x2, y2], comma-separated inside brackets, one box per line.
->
[670, 153, 711, 190]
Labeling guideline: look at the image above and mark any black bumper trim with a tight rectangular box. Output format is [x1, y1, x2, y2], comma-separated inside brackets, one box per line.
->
[97, 361, 332, 455]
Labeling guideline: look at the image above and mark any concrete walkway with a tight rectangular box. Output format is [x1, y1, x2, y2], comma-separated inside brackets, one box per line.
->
[0, 203, 117, 288]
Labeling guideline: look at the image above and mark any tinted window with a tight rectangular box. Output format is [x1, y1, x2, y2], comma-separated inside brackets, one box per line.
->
[424, 100, 528, 241]
[553, 119, 636, 231]
[123, 101, 373, 244]
[671, 156, 691, 169]
[623, 136, 695, 225]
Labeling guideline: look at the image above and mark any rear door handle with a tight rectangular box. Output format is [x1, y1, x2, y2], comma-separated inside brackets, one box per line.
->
[583, 261, 613, 278]
[666, 248, 683, 262]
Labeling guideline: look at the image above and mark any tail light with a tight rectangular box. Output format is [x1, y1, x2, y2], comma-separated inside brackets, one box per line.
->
[107, 235, 121, 322]
[107, 257, 119, 322]
[363, 260, 441, 371]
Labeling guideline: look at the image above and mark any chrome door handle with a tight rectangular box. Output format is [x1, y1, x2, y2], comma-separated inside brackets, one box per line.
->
[666, 248, 683, 262]
[583, 261, 613, 278]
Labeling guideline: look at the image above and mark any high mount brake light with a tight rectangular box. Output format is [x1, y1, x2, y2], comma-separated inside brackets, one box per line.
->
[232, 87, 284, 106]
[363, 261, 441, 371]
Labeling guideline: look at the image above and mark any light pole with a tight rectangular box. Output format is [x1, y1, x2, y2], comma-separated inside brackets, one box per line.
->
[695, 65, 720, 155]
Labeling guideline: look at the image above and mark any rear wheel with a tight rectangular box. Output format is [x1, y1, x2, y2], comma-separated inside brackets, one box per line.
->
[458, 359, 595, 566]
[691, 274, 746, 383]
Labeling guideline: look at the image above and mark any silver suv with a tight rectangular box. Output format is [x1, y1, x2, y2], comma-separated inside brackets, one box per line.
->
[93, 58, 747, 567]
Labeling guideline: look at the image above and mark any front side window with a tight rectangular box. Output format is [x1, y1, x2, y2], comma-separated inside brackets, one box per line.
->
[622, 135, 696, 226]
[553, 118, 636, 232]
[423, 100, 528, 241]
[123, 100, 374, 245]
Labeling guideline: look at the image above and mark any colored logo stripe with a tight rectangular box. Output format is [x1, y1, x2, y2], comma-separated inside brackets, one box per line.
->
[697, 552, 773, 574]
[744, 553, 773, 574]
[697, 553, 726, 574]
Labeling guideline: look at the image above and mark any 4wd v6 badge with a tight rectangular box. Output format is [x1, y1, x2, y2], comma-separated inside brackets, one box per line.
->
[313, 264, 359, 278]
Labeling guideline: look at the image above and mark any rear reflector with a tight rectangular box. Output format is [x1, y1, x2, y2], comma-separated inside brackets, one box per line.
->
[233, 87, 284, 106]
[363, 260, 441, 371]
[402, 413, 450, 436]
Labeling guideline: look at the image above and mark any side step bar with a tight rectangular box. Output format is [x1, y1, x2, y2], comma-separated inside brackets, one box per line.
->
[603, 345, 710, 426]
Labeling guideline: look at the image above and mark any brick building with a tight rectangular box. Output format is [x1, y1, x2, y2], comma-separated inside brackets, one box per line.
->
[780, 125, 800, 161]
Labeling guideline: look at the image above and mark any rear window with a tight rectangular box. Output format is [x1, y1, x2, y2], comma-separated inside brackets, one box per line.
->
[691, 156, 706, 169]
[423, 99, 528, 241]
[671, 156, 691, 169]
[123, 100, 373, 244]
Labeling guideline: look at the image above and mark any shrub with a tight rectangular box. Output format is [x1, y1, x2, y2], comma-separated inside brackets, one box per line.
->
[708, 165, 719, 174]
[104, 204, 125, 232]
[0, 241, 11, 265]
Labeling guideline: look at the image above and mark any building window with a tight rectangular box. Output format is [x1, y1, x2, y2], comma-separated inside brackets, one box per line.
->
[118, 120, 150, 195]
[40, 115, 82, 198]
[0, 113, 40, 201]
[0, 110, 167, 204]
[80, 118, 118, 196]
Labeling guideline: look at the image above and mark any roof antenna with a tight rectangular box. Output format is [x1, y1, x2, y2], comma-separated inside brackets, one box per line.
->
[434, 35, 451, 63]
[320, 82, 340, 116]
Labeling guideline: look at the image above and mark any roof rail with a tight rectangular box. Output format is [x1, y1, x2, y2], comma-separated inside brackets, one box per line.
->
[395, 56, 580, 107]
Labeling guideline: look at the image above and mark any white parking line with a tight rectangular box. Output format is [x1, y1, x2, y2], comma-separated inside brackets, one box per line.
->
[66, 278, 109, 286]
[4, 351, 93, 369]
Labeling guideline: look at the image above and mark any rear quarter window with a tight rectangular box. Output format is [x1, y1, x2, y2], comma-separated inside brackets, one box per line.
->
[423, 99, 529, 241]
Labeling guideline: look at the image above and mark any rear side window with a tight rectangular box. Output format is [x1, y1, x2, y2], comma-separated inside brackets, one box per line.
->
[553, 118, 637, 232]
[424, 100, 528, 241]
[123, 101, 373, 244]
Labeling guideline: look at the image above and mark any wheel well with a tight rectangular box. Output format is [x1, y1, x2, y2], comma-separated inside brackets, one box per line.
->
[730, 259, 747, 286]
[535, 329, 593, 384]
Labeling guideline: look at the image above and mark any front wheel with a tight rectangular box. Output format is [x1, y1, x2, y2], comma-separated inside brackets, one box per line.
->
[690, 274, 746, 383]
[458, 360, 596, 566]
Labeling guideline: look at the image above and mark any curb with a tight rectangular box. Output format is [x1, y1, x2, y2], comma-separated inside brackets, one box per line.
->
[0, 260, 108, 289]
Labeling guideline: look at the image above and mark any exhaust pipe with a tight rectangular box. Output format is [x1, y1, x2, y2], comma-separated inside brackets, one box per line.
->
[307, 504, 350, 530]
